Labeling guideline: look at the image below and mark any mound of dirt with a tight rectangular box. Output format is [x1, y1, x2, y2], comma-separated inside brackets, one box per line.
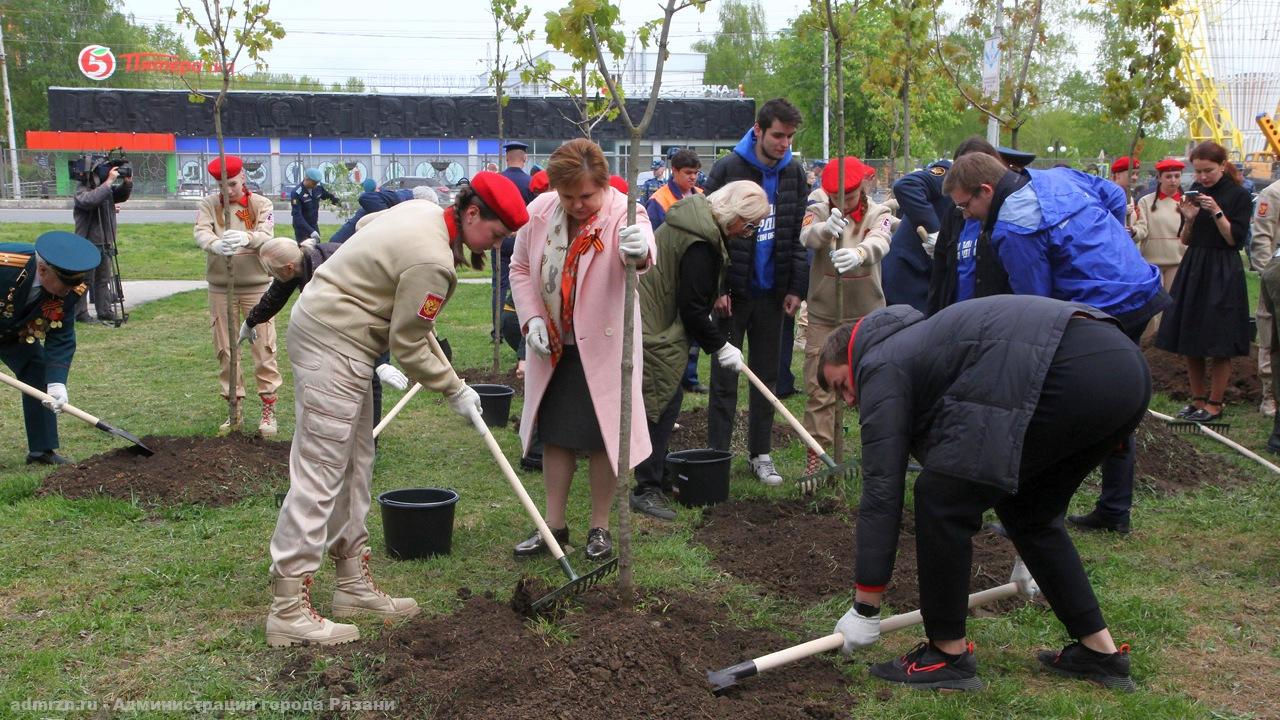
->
[283, 590, 848, 719]
[1133, 416, 1250, 493]
[695, 499, 1021, 615]
[459, 367, 522, 395]
[668, 406, 794, 454]
[37, 435, 290, 508]
[1143, 339, 1261, 404]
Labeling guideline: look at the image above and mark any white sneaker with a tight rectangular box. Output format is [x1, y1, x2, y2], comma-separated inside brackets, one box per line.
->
[749, 454, 783, 486]
[1261, 396, 1277, 418]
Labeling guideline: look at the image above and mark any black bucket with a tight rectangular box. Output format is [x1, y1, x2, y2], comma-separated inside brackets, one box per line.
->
[471, 383, 515, 428]
[666, 449, 732, 508]
[377, 487, 460, 559]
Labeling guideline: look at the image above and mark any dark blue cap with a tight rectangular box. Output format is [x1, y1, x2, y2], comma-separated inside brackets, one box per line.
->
[503, 141, 528, 152]
[34, 231, 100, 277]
[998, 146, 1037, 167]
[651, 159, 664, 169]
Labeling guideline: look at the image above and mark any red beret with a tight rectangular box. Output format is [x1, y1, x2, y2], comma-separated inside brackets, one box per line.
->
[609, 175, 629, 194]
[822, 156, 874, 195]
[469, 171, 529, 231]
[1110, 156, 1138, 174]
[207, 155, 243, 180]
[1154, 158, 1185, 173]
[530, 170, 549, 195]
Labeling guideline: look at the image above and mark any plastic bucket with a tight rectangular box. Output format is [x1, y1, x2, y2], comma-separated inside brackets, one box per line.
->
[377, 487, 460, 559]
[666, 449, 732, 508]
[471, 383, 515, 428]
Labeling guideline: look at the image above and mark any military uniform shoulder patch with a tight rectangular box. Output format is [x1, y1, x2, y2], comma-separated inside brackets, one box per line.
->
[929, 165, 946, 176]
[418, 292, 446, 321]
[803, 214, 815, 227]
[0, 252, 30, 269]
[73, 283, 88, 296]
[1260, 201, 1270, 218]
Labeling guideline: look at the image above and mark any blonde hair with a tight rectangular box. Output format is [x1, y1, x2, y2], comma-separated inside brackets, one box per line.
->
[707, 181, 770, 234]
[258, 237, 303, 280]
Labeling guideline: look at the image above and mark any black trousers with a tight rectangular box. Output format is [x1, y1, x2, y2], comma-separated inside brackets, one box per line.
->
[708, 292, 784, 456]
[635, 385, 684, 494]
[0, 341, 59, 454]
[914, 318, 1151, 641]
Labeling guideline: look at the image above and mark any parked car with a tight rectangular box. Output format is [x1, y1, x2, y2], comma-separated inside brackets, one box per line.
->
[380, 175, 455, 204]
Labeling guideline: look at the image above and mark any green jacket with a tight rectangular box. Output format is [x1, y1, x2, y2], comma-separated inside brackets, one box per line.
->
[639, 194, 727, 422]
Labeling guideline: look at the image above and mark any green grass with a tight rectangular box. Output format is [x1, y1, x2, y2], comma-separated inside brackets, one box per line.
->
[1, 239, 1278, 718]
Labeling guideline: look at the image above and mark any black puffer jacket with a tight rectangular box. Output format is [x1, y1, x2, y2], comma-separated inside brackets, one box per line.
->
[704, 153, 809, 300]
[850, 295, 1118, 588]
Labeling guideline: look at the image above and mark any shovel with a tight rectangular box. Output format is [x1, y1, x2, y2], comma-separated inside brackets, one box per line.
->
[740, 365, 857, 493]
[706, 558, 1033, 694]
[372, 382, 422, 438]
[0, 371, 154, 456]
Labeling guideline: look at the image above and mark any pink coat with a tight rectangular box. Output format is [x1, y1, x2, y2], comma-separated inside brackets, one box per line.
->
[511, 187, 657, 471]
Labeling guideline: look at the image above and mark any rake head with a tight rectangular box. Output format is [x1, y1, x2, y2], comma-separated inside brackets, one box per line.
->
[1163, 419, 1230, 435]
[796, 452, 858, 495]
[529, 557, 618, 614]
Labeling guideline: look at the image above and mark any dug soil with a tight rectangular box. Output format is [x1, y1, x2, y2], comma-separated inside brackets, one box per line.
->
[459, 367, 522, 395]
[695, 499, 1022, 616]
[1143, 338, 1261, 404]
[668, 406, 794, 454]
[283, 590, 849, 719]
[37, 435, 290, 508]
[1132, 416, 1250, 493]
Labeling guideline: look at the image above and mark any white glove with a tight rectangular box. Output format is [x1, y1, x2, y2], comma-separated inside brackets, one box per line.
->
[375, 363, 410, 391]
[713, 343, 744, 372]
[831, 246, 866, 274]
[1011, 559, 1040, 599]
[823, 207, 849, 238]
[922, 231, 939, 258]
[835, 606, 881, 654]
[237, 321, 257, 345]
[448, 385, 486, 432]
[213, 230, 247, 256]
[309, 230, 321, 240]
[300, 237, 317, 251]
[618, 224, 648, 261]
[43, 383, 68, 414]
[525, 317, 551, 358]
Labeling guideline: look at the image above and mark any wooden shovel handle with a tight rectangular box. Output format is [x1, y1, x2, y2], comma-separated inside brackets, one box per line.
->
[740, 365, 828, 457]
[0, 371, 101, 428]
[478, 422, 568, 562]
[372, 383, 422, 438]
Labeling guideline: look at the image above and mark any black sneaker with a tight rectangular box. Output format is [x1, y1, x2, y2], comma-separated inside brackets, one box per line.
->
[518, 454, 543, 472]
[513, 526, 569, 558]
[1067, 509, 1131, 534]
[868, 642, 984, 691]
[585, 528, 613, 561]
[26, 450, 71, 465]
[1037, 642, 1136, 692]
[629, 489, 677, 521]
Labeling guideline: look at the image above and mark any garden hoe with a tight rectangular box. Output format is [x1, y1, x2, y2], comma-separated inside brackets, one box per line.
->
[0, 371, 154, 456]
[474, 408, 616, 612]
[706, 558, 1035, 695]
[740, 365, 857, 493]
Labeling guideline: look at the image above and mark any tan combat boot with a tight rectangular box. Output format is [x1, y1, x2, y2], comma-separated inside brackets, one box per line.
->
[265, 575, 360, 648]
[217, 402, 243, 436]
[258, 394, 278, 437]
[331, 547, 420, 621]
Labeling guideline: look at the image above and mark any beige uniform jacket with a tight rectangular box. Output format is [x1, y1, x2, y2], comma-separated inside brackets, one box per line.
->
[292, 199, 463, 396]
[193, 193, 276, 293]
[1250, 182, 1280, 271]
[800, 187, 893, 325]
[1132, 191, 1187, 267]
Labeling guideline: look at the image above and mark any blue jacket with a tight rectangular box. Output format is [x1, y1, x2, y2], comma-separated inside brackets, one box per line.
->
[990, 168, 1162, 317]
[884, 160, 951, 312]
[290, 182, 338, 237]
[500, 167, 535, 204]
[0, 243, 81, 384]
[329, 189, 414, 244]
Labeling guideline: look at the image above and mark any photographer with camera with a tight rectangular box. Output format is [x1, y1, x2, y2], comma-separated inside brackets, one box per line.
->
[72, 153, 132, 324]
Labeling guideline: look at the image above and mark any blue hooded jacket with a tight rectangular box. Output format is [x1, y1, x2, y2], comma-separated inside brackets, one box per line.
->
[990, 167, 1162, 316]
[731, 128, 793, 294]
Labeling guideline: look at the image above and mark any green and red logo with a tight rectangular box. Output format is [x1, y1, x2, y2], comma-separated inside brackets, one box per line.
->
[78, 45, 116, 81]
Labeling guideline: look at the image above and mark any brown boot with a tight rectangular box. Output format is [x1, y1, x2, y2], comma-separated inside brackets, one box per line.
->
[265, 575, 359, 648]
[258, 394, 278, 437]
[331, 547, 420, 621]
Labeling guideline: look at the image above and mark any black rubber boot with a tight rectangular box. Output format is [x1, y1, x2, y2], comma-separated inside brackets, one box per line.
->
[1067, 509, 1131, 534]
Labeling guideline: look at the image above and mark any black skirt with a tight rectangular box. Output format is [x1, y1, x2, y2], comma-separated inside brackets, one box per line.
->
[1154, 245, 1250, 357]
[537, 344, 605, 451]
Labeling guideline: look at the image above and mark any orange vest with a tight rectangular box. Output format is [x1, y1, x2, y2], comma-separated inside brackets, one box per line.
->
[650, 183, 702, 212]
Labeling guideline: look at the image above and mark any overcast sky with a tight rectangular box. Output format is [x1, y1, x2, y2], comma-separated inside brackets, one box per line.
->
[114, 0, 1092, 90]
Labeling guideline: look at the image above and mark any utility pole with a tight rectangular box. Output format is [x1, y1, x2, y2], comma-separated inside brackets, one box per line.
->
[985, 1, 1002, 147]
[0, 18, 21, 200]
[822, 33, 830, 159]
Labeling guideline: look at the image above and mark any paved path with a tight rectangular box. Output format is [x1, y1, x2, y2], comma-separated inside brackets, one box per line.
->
[120, 280, 207, 311]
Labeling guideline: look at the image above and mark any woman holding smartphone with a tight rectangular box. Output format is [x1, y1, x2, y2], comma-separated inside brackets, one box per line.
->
[1155, 141, 1254, 422]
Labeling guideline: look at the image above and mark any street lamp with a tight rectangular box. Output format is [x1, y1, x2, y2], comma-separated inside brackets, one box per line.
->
[1047, 139, 1067, 162]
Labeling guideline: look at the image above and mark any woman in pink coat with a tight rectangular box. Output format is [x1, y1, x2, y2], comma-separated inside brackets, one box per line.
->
[509, 138, 656, 561]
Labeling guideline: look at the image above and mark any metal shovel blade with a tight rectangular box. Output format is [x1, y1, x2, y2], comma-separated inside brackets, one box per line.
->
[530, 557, 618, 613]
[96, 420, 155, 456]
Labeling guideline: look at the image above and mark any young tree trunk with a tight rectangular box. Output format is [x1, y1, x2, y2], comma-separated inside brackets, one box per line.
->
[901, 26, 912, 171]
[214, 80, 240, 431]
[493, 21, 505, 373]
[614, 126, 643, 603]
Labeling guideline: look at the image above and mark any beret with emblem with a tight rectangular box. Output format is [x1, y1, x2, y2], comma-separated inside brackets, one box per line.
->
[822, 156, 875, 195]
[1154, 158, 1185, 173]
[469, 171, 530, 231]
[1110, 156, 1138, 174]
[34, 231, 100, 278]
[207, 155, 244, 180]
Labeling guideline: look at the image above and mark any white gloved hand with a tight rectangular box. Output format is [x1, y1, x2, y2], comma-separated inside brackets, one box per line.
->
[375, 363, 410, 391]
[713, 343, 744, 372]
[835, 606, 881, 654]
[824, 207, 849, 238]
[922, 231, 939, 258]
[213, 230, 247, 256]
[525, 317, 551, 358]
[43, 382, 68, 414]
[831, 246, 866, 274]
[1010, 559, 1040, 599]
[309, 230, 321, 241]
[448, 385, 486, 432]
[237, 321, 257, 345]
[618, 224, 648, 261]
[300, 237, 317, 251]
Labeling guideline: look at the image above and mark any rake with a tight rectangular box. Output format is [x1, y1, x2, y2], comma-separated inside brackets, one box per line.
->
[740, 366, 858, 493]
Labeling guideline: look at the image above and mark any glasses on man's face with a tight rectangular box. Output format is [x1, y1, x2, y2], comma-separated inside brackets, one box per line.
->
[954, 188, 983, 211]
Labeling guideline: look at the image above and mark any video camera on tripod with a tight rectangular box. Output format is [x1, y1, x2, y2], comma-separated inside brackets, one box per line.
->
[68, 147, 132, 326]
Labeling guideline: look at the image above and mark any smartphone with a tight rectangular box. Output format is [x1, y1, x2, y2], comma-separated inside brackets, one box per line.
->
[1183, 190, 1201, 202]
